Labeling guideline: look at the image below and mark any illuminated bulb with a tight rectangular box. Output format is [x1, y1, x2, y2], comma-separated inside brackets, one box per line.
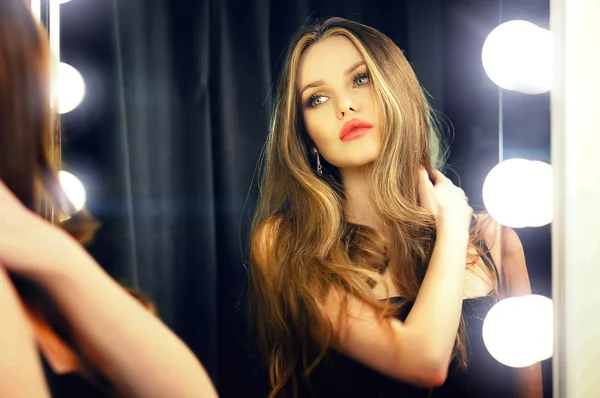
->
[482, 294, 553, 368]
[482, 159, 553, 228]
[482, 159, 531, 228]
[525, 161, 554, 227]
[482, 20, 553, 94]
[56, 62, 86, 114]
[59, 171, 86, 212]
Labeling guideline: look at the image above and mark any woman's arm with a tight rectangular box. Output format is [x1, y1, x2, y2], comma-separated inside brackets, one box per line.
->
[0, 268, 51, 398]
[329, 169, 473, 387]
[34, 238, 219, 398]
[0, 181, 218, 398]
[325, 225, 469, 387]
[257, 169, 472, 388]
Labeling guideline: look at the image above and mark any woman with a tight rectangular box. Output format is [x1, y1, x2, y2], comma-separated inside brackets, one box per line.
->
[248, 17, 543, 397]
[0, 1, 218, 397]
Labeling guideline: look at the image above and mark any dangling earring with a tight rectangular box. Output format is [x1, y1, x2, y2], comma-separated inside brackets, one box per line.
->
[312, 147, 323, 176]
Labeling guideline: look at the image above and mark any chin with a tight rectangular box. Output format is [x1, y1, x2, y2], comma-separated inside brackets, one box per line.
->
[354, 146, 380, 166]
[337, 153, 380, 169]
[327, 142, 381, 169]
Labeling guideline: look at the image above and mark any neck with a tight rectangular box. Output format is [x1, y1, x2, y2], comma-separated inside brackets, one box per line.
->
[339, 163, 383, 234]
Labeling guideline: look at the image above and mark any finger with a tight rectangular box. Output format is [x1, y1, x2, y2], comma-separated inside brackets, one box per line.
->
[417, 168, 435, 209]
[429, 170, 447, 185]
[417, 167, 433, 192]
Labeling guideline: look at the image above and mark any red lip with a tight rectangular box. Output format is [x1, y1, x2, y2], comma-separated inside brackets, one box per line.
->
[339, 119, 373, 141]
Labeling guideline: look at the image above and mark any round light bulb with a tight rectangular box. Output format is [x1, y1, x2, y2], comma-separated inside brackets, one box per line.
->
[482, 20, 553, 94]
[59, 171, 86, 212]
[525, 161, 554, 227]
[482, 294, 553, 368]
[482, 159, 553, 228]
[56, 62, 86, 114]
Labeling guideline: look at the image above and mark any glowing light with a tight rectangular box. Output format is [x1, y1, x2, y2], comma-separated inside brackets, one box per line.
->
[482, 159, 553, 228]
[59, 171, 86, 212]
[482, 20, 553, 94]
[56, 62, 86, 114]
[483, 294, 553, 368]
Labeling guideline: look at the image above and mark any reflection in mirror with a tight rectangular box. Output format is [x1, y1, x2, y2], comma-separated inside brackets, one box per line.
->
[54, 1, 552, 397]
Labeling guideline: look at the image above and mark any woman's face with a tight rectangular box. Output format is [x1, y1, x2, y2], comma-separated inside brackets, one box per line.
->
[296, 35, 381, 170]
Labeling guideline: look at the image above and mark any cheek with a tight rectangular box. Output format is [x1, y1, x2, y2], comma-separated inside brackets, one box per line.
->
[302, 110, 330, 146]
[359, 89, 377, 113]
[362, 92, 382, 134]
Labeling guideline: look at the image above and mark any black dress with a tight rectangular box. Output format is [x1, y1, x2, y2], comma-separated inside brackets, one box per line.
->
[303, 246, 520, 397]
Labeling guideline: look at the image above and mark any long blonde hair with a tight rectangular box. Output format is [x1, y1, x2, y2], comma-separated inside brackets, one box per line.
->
[248, 17, 498, 398]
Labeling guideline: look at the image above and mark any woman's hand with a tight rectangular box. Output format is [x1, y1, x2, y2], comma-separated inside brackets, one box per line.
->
[0, 179, 81, 282]
[0, 180, 219, 397]
[417, 167, 472, 235]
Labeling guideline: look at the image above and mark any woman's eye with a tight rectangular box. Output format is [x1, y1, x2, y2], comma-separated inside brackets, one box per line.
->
[354, 73, 369, 86]
[307, 95, 328, 107]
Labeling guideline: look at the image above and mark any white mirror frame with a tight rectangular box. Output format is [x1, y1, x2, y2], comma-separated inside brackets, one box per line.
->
[551, 0, 600, 397]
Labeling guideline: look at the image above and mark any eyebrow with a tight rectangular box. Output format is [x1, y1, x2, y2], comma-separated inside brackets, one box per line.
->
[299, 61, 366, 98]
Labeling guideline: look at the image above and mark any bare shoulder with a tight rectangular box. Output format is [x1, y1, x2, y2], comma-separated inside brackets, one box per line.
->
[474, 213, 526, 276]
[500, 225, 525, 256]
[474, 213, 498, 242]
[474, 213, 524, 256]
[473, 213, 502, 266]
[497, 225, 530, 296]
[474, 214, 530, 296]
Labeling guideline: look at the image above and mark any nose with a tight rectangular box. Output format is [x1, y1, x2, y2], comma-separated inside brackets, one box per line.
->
[337, 96, 359, 119]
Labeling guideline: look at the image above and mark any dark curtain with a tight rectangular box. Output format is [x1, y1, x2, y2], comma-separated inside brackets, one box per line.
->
[58, 0, 551, 397]
[67, 1, 418, 396]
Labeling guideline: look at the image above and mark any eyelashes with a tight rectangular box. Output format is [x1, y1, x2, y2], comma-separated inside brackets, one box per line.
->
[305, 72, 370, 108]
[353, 72, 369, 87]
[305, 94, 326, 108]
